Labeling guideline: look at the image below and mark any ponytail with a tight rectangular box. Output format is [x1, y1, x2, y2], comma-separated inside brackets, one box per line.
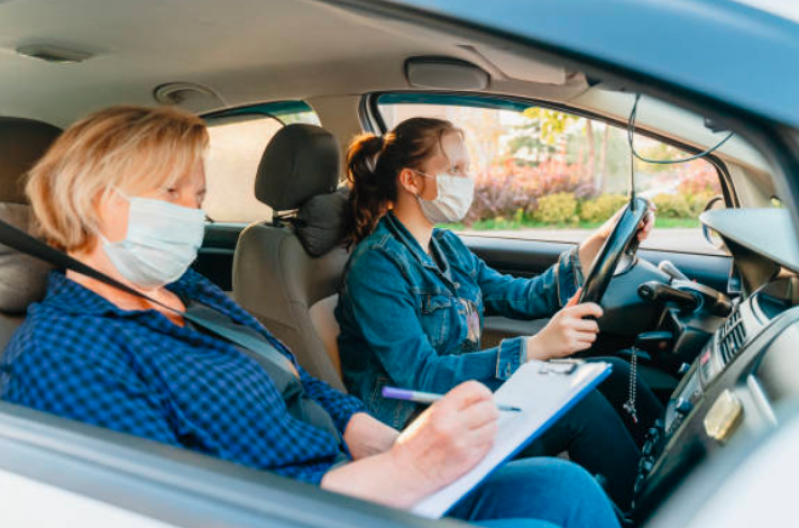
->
[346, 133, 389, 246]
[345, 118, 462, 246]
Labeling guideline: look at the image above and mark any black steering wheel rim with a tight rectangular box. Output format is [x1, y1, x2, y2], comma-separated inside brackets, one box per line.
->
[578, 198, 649, 305]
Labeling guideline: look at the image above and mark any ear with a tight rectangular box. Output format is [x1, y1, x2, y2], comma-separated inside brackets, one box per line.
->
[397, 168, 424, 196]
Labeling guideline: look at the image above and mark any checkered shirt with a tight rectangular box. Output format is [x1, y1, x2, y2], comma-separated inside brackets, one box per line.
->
[0, 269, 367, 484]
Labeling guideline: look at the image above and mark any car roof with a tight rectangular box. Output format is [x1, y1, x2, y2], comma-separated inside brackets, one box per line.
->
[5, 0, 795, 132]
[0, 0, 585, 126]
[374, 0, 799, 129]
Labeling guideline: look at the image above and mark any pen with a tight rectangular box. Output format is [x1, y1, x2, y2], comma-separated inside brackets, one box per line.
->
[382, 386, 522, 412]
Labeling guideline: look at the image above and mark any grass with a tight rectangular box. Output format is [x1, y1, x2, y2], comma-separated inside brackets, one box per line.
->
[443, 217, 700, 231]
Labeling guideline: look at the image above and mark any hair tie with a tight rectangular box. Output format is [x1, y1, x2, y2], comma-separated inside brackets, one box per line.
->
[366, 135, 385, 173]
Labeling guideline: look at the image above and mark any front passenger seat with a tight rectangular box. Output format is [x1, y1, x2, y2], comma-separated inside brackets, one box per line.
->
[233, 124, 350, 391]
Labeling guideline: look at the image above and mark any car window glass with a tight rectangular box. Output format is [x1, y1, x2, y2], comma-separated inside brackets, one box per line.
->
[204, 105, 321, 223]
[377, 99, 723, 255]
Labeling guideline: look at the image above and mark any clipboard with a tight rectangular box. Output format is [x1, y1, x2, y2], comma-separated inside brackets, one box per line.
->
[412, 360, 612, 519]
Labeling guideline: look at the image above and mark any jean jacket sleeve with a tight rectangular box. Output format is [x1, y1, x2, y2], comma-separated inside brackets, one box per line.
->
[473, 244, 585, 319]
[343, 248, 527, 392]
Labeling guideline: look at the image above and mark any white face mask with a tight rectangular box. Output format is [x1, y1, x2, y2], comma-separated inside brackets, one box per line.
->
[414, 171, 475, 224]
[102, 193, 206, 290]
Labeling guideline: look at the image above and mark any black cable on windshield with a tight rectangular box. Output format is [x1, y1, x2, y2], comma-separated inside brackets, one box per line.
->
[627, 93, 735, 165]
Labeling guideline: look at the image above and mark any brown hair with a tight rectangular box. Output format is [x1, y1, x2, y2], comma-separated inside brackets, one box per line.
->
[345, 117, 461, 245]
[26, 105, 208, 252]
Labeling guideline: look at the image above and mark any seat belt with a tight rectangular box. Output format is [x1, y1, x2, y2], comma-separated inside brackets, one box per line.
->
[0, 218, 299, 377]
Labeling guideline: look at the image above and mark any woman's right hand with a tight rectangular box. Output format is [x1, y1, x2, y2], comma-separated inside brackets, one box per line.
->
[525, 290, 603, 362]
[388, 381, 499, 495]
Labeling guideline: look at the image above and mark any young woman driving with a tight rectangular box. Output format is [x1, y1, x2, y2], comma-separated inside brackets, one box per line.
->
[336, 117, 664, 511]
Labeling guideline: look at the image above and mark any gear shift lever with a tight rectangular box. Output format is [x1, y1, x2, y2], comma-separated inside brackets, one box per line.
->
[658, 260, 689, 282]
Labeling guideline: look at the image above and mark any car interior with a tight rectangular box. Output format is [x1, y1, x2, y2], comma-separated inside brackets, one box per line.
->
[0, 0, 797, 526]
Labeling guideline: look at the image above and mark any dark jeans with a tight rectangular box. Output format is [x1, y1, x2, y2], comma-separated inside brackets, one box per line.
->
[518, 356, 664, 512]
[449, 458, 620, 528]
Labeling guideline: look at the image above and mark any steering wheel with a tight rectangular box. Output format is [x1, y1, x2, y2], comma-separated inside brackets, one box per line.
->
[578, 197, 650, 305]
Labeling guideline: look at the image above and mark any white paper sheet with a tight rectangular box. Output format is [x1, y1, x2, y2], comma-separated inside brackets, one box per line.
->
[412, 360, 611, 519]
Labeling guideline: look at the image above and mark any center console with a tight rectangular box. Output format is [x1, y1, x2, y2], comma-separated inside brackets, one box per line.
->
[633, 277, 798, 513]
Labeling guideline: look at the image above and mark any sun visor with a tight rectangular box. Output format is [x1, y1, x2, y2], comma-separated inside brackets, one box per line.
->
[405, 57, 490, 90]
[476, 45, 567, 85]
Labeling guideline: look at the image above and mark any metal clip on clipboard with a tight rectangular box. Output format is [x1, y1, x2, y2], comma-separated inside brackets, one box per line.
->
[538, 359, 585, 375]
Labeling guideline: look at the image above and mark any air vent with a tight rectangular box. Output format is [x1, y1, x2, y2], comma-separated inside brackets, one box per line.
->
[153, 83, 226, 113]
[16, 44, 93, 64]
[719, 309, 747, 365]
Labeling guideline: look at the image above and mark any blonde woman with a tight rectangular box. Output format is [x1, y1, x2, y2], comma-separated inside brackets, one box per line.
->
[0, 106, 618, 528]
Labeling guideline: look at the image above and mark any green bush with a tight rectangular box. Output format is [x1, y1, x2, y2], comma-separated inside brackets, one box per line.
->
[652, 193, 692, 219]
[686, 191, 717, 217]
[534, 192, 579, 225]
[579, 194, 628, 224]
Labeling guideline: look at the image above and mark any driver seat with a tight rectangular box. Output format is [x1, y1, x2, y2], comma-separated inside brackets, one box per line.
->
[232, 124, 350, 391]
[0, 117, 61, 355]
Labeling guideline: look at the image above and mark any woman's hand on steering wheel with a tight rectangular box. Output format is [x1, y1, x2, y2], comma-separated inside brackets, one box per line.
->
[578, 197, 654, 306]
[525, 289, 603, 362]
[595, 199, 656, 244]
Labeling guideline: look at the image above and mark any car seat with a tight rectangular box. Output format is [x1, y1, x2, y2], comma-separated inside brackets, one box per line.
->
[0, 117, 61, 354]
[233, 124, 350, 391]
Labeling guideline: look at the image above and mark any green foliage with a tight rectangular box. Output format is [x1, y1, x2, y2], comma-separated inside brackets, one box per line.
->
[507, 120, 554, 164]
[534, 192, 579, 225]
[522, 107, 582, 146]
[653, 191, 715, 220]
[686, 191, 717, 217]
[652, 193, 692, 219]
[579, 194, 628, 223]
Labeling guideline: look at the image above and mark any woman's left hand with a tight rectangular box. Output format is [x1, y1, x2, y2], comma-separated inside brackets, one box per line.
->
[596, 199, 656, 243]
[578, 199, 656, 277]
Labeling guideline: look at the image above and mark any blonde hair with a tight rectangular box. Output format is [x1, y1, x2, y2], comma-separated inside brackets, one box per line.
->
[26, 105, 209, 252]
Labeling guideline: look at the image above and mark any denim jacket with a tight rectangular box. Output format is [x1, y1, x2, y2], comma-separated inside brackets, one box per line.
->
[335, 212, 584, 428]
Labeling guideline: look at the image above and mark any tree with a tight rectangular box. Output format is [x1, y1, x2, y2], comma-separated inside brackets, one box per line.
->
[513, 108, 598, 187]
[597, 123, 610, 193]
[507, 118, 552, 165]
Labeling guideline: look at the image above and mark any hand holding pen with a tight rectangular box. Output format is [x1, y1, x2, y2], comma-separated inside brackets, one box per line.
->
[383, 386, 522, 413]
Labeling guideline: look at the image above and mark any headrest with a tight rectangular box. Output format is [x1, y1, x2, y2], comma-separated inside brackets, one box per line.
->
[294, 189, 349, 257]
[0, 203, 54, 314]
[255, 124, 340, 211]
[0, 116, 61, 204]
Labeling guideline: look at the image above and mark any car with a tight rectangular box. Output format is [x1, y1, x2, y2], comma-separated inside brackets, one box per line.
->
[1, 0, 799, 526]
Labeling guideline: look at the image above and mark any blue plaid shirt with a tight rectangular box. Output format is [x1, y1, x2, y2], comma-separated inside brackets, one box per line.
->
[0, 269, 367, 484]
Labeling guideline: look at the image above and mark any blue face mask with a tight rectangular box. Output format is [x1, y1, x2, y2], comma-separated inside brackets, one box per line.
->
[102, 194, 206, 290]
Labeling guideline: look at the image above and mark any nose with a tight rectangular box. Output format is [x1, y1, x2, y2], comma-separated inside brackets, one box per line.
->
[175, 191, 202, 210]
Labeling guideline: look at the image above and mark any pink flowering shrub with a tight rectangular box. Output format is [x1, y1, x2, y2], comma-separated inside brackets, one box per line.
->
[464, 157, 718, 226]
[466, 159, 590, 224]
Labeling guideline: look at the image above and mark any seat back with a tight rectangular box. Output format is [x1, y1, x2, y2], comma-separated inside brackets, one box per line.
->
[233, 124, 349, 390]
[0, 117, 61, 355]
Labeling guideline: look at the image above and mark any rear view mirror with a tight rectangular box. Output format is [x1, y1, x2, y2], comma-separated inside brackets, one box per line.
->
[702, 195, 726, 249]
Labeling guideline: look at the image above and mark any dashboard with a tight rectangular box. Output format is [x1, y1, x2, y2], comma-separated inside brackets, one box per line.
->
[634, 275, 799, 517]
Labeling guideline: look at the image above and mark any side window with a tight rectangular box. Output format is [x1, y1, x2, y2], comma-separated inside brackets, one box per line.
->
[377, 96, 723, 255]
[203, 102, 321, 224]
